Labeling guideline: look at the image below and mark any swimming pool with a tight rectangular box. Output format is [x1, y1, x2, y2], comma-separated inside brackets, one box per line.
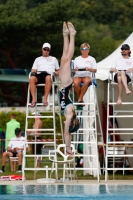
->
[0, 184, 133, 200]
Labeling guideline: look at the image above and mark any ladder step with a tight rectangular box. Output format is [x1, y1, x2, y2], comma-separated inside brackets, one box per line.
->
[109, 102, 133, 105]
[110, 133, 133, 135]
[74, 167, 99, 170]
[114, 110, 133, 113]
[107, 144, 133, 147]
[108, 115, 133, 118]
[28, 103, 54, 106]
[27, 116, 54, 119]
[77, 116, 95, 118]
[26, 107, 60, 113]
[36, 84, 46, 86]
[79, 128, 96, 131]
[107, 141, 133, 144]
[98, 142, 104, 145]
[26, 128, 54, 131]
[76, 154, 98, 157]
[107, 155, 133, 157]
[73, 103, 95, 105]
[26, 141, 56, 144]
[24, 155, 51, 157]
[72, 141, 98, 144]
[108, 128, 133, 131]
[27, 134, 55, 136]
[24, 168, 50, 170]
[76, 110, 96, 113]
[110, 81, 133, 85]
[26, 138, 62, 141]
[106, 167, 133, 170]
[72, 132, 97, 135]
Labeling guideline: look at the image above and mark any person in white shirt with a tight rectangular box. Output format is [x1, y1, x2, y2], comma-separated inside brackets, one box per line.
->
[0, 128, 28, 172]
[110, 44, 133, 105]
[29, 43, 59, 107]
[73, 43, 97, 106]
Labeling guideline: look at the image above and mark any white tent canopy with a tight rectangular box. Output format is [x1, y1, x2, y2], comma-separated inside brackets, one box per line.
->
[96, 32, 133, 80]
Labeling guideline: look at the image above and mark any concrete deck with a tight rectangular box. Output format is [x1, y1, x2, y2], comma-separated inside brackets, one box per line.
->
[0, 179, 133, 185]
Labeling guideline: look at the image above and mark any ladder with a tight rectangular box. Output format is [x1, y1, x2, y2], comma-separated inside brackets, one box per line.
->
[22, 75, 63, 181]
[105, 71, 133, 181]
[71, 73, 105, 182]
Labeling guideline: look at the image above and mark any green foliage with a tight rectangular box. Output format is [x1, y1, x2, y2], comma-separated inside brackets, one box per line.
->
[0, 110, 63, 134]
[1, 0, 132, 68]
[0, 110, 26, 132]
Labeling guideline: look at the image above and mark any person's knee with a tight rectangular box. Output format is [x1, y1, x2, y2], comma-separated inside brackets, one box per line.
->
[117, 77, 122, 83]
[3, 152, 7, 158]
[79, 80, 90, 88]
[74, 79, 80, 86]
[30, 76, 37, 84]
[17, 152, 22, 157]
[84, 77, 91, 84]
[74, 81, 79, 86]
[45, 75, 52, 83]
[83, 80, 90, 86]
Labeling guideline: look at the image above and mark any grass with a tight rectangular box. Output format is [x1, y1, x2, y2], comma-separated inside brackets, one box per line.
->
[0, 156, 133, 181]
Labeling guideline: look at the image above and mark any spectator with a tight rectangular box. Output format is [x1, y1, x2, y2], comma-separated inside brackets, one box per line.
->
[6, 113, 20, 149]
[73, 43, 97, 106]
[29, 111, 43, 168]
[29, 42, 59, 107]
[0, 128, 28, 173]
[0, 128, 5, 153]
[110, 44, 133, 104]
[59, 22, 79, 157]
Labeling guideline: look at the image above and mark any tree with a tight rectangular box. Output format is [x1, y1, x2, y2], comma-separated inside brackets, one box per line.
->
[0, 0, 133, 105]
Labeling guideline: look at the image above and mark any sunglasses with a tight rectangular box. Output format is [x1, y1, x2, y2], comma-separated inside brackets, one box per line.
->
[81, 48, 89, 51]
[43, 48, 50, 52]
[121, 48, 129, 51]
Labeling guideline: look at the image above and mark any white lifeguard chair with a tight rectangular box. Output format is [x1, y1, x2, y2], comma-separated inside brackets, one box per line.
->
[70, 60, 105, 182]
[105, 70, 133, 181]
[22, 73, 63, 182]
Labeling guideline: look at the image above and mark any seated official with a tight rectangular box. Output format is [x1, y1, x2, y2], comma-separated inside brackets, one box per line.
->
[73, 43, 97, 106]
[0, 128, 28, 173]
[110, 44, 133, 105]
[29, 42, 59, 107]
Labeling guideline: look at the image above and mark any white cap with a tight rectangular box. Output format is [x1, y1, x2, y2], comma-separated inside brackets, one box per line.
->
[42, 43, 51, 49]
[32, 111, 41, 116]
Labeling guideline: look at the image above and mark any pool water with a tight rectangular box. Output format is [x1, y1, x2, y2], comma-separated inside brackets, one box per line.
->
[0, 184, 133, 200]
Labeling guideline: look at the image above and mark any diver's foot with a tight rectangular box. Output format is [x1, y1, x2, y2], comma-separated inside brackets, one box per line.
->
[63, 22, 69, 35]
[116, 99, 122, 105]
[126, 90, 131, 95]
[66, 151, 74, 158]
[67, 22, 76, 35]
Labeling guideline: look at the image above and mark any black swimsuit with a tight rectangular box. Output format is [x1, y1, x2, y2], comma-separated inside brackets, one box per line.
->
[59, 84, 73, 114]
